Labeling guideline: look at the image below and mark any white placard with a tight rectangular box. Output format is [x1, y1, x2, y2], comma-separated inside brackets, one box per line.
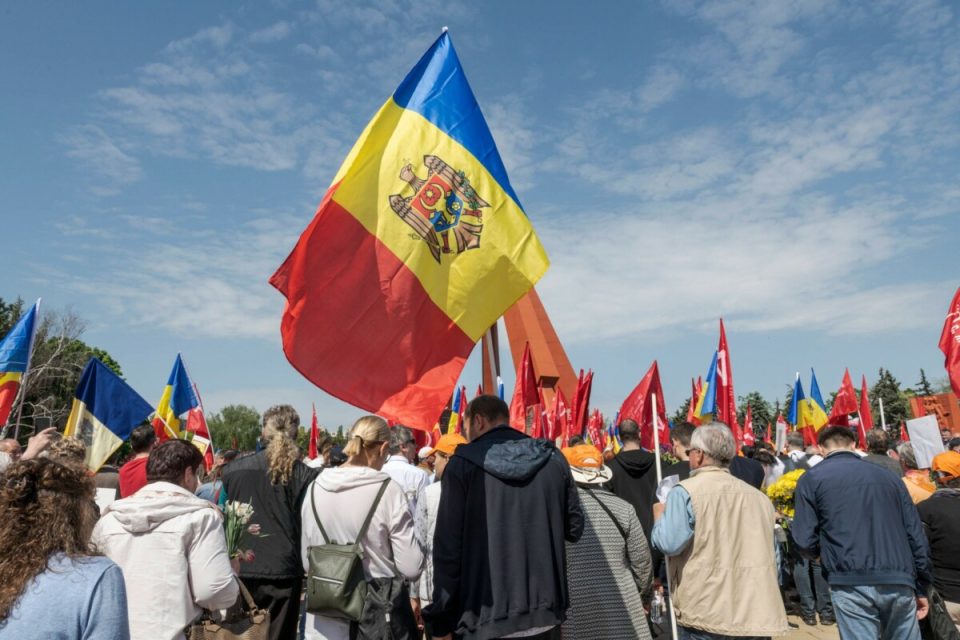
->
[906, 415, 944, 469]
[775, 421, 788, 453]
[95, 487, 117, 513]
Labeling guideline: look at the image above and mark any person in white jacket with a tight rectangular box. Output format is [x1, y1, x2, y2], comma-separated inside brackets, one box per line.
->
[92, 439, 239, 640]
[301, 415, 424, 640]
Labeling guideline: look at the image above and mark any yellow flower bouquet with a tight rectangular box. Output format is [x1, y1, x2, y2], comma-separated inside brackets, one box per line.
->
[766, 469, 805, 519]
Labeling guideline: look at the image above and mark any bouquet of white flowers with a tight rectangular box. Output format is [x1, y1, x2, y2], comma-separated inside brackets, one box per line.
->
[223, 499, 264, 562]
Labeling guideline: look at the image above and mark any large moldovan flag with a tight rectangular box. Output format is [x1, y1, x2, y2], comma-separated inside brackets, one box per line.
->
[0, 300, 40, 427]
[270, 32, 549, 429]
[64, 358, 153, 471]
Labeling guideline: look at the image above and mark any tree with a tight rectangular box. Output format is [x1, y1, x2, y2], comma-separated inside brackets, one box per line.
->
[915, 369, 934, 397]
[207, 404, 261, 451]
[671, 397, 692, 426]
[933, 376, 953, 394]
[737, 391, 773, 438]
[1, 298, 124, 438]
[782, 384, 796, 422]
[870, 368, 912, 432]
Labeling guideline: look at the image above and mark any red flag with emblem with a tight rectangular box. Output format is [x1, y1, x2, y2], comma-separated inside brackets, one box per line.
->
[619, 360, 670, 451]
[939, 286, 960, 398]
[717, 320, 742, 444]
[308, 403, 319, 460]
[509, 342, 539, 432]
[829, 368, 858, 426]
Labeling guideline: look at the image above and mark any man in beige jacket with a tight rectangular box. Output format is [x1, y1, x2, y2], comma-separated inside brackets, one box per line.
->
[93, 439, 239, 640]
[651, 422, 788, 639]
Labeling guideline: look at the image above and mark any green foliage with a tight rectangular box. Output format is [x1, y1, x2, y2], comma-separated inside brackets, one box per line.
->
[1, 297, 124, 438]
[870, 368, 913, 431]
[915, 369, 934, 397]
[335, 425, 345, 445]
[207, 404, 261, 452]
[671, 397, 692, 426]
[737, 391, 773, 438]
[783, 384, 796, 422]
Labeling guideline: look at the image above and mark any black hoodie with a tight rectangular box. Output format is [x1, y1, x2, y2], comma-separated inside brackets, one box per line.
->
[607, 449, 659, 544]
[423, 426, 583, 640]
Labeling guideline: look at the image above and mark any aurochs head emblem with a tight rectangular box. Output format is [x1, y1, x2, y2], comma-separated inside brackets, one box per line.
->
[388, 155, 488, 263]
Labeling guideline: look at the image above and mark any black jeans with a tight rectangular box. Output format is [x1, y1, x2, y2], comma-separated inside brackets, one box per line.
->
[241, 576, 303, 640]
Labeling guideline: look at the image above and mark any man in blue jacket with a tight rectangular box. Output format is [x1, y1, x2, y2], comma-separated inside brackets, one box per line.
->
[423, 395, 584, 640]
[792, 425, 933, 639]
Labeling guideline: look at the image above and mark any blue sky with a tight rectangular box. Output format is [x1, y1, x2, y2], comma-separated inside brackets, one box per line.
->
[2, 0, 958, 430]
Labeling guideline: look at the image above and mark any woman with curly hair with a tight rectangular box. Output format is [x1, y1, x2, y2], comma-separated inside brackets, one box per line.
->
[0, 457, 130, 639]
[222, 404, 319, 640]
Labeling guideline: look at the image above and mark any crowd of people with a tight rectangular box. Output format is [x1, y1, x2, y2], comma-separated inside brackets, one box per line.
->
[0, 395, 959, 640]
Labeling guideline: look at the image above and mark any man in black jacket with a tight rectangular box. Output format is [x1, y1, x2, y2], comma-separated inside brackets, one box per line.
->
[793, 425, 932, 640]
[424, 395, 583, 640]
[608, 418, 659, 543]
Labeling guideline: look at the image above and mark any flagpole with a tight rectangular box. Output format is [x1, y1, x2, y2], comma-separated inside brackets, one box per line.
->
[12, 299, 41, 442]
[652, 393, 679, 639]
[878, 396, 887, 431]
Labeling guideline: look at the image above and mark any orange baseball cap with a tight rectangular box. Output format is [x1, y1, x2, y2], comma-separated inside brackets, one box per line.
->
[931, 450, 960, 483]
[562, 444, 613, 485]
[428, 433, 467, 457]
[562, 444, 604, 468]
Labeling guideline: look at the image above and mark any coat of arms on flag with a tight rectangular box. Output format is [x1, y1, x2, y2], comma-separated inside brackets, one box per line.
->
[389, 155, 488, 263]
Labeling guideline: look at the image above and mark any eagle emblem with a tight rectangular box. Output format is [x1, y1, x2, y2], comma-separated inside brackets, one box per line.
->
[388, 155, 488, 263]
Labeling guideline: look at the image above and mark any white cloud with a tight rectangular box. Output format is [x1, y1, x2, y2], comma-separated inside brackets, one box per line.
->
[250, 21, 293, 44]
[62, 125, 143, 189]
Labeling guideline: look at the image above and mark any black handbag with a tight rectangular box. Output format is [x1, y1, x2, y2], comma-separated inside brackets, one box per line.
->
[920, 587, 960, 640]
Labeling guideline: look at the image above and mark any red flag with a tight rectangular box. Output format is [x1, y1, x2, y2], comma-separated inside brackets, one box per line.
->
[742, 405, 756, 446]
[829, 368, 858, 426]
[586, 409, 604, 448]
[570, 369, 593, 442]
[185, 382, 215, 471]
[475, 384, 483, 399]
[308, 403, 319, 460]
[547, 386, 569, 443]
[900, 421, 910, 442]
[509, 343, 539, 432]
[618, 360, 670, 451]
[765, 421, 772, 444]
[939, 286, 960, 398]
[858, 375, 874, 449]
[717, 320, 741, 442]
[686, 377, 702, 425]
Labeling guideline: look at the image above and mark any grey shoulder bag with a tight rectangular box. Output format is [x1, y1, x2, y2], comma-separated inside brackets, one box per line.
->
[305, 479, 390, 621]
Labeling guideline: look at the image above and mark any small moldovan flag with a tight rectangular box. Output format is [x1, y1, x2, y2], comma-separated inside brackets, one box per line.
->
[64, 358, 153, 471]
[269, 31, 549, 429]
[0, 300, 40, 427]
[152, 354, 213, 468]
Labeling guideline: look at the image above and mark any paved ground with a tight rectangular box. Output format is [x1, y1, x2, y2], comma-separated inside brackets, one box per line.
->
[783, 613, 840, 639]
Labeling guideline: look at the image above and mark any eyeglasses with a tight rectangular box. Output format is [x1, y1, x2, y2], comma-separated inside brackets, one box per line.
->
[685, 448, 702, 457]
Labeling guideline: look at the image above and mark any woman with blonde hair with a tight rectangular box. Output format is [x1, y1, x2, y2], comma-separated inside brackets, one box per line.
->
[301, 415, 423, 640]
[222, 404, 319, 640]
[0, 457, 130, 639]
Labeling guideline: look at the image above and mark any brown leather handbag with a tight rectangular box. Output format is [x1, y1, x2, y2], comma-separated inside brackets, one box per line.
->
[188, 579, 270, 640]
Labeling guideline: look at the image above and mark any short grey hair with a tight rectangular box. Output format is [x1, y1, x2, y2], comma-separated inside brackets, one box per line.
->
[690, 422, 736, 466]
[388, 426, 415, 454]
[896, 442, 920, 470]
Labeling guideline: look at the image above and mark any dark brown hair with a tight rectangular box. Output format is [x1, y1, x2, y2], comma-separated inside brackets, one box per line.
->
[147, 439, 203, 484]
[0, 458, 97, 621]
[464, 395, 509, 425]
